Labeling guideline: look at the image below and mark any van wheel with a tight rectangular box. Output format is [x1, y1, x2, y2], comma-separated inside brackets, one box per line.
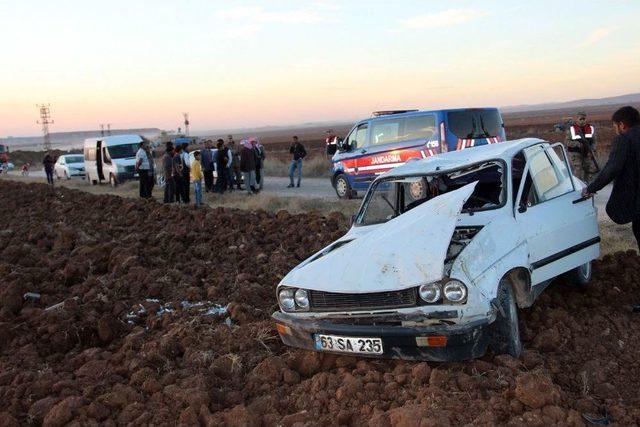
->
[334, 174, 352, 199]
[489, 278, 523, 358]
[109, 174, 117, 187]
[564, 261, 592, 286]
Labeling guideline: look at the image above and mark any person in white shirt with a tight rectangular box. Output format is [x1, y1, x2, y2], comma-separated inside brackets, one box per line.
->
[180, 142, 191, 203]
[135, 140, 152, 198]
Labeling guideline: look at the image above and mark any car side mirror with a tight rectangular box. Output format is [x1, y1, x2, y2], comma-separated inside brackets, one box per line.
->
[336, 138, 348, 152]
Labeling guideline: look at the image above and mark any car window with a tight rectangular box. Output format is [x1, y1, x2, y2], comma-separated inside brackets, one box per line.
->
[523, 146, 573, 204]
[371, 118, 401, 145]
[403, 115, 436, 140]
[345, 123, 368, 149]
[358, 161, 505, 226]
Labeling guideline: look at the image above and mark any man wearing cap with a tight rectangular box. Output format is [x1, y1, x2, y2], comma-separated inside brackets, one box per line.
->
[566, 111, 598, 182]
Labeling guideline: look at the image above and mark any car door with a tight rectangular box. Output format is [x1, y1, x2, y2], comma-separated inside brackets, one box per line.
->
[515, 143, 599, 286]
[345, 122, 370, 190]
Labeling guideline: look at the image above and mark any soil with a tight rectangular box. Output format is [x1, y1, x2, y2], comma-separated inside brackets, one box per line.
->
[0, 180, 639, 426]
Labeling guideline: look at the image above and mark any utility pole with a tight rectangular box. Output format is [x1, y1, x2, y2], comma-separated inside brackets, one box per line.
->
[183, 113, 190, 136]
[37, 104, 54, 151]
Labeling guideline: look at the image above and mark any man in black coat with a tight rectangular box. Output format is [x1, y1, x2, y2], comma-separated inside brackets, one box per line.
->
[583, 106, 640, 249]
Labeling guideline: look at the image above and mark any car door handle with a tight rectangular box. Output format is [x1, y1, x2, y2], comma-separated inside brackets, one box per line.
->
[572, 195, 592, 204]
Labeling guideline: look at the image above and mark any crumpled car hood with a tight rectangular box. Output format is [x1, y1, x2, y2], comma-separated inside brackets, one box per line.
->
[280, 182, 477, 293]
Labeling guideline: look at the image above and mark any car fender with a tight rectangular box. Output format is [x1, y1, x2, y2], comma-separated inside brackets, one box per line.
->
[450, 216, 531, 305]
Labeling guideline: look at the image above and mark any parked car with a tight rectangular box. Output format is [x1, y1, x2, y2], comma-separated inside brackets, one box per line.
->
[274, 138, 600, 361]
[331, 108, 506, 199]
[54, 154, 85, 179]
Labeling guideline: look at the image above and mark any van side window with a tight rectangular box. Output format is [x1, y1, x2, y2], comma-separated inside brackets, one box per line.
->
[371, 118, 401, 145]
[85, 148, 96, 161]
[403, 115, 436, 140]
[346, 123, 368, 149]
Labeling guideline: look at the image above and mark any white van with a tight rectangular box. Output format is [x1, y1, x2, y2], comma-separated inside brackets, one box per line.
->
[84, 135, 143, 186]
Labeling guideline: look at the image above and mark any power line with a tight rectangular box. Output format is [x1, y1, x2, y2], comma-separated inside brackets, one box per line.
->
[36, 104, 54, 151]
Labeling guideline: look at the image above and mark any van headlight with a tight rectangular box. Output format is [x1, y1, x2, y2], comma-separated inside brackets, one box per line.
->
[278, 287, 310, 312]
[443, 280, 467, 303]
[419, 283, 441, 303]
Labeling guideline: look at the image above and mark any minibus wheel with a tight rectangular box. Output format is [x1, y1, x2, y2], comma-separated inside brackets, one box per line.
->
[334, 174, 352, 199]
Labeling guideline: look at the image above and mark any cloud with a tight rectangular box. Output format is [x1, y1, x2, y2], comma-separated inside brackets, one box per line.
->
[395, 9, 488, 31]
[212, 5, 339, 40]
[214, 6, 337, 25]
[579, 27, 616, 47]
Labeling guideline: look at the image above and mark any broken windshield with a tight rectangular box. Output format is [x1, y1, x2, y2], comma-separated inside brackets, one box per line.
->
[357, 160, 506, 226]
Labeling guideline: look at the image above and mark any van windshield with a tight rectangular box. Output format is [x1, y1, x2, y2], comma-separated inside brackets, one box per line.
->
[357, 160, 505, 226]
[448, 110, 503, 139]
[107, 143, 139, 159]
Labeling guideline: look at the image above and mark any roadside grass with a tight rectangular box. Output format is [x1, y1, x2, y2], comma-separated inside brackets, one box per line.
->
[262, 156, 332, 178]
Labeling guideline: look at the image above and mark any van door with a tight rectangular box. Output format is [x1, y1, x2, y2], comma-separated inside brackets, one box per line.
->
[96, 141, 104, 180]
[341, 122, 370, 190]
[515, 144, 599, 286]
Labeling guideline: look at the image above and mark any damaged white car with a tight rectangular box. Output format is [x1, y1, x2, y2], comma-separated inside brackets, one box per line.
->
[273, 138, 600, 361]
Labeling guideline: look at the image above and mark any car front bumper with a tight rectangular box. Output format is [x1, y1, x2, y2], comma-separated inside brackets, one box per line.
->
[272, 311, 492, 362]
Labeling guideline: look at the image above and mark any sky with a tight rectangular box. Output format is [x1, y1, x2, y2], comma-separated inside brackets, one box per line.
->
[1, 0, 639, 137]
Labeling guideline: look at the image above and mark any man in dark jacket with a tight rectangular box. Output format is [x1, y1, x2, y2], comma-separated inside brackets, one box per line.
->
[201, 140, 214, 192]
[240, 139, 257, 194]
[43, 151, 55, 185]
[584, 106, 640, 248]
[162, 146, 176, 203]
[214, 139, 228, 193]
[173, 145, 185, 203]
[288, 135, 306, 188]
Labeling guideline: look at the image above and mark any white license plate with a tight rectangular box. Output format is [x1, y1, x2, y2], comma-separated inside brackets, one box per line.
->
[314, 334, 383, 355]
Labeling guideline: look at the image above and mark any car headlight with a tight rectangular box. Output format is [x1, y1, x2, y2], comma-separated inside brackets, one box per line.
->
[278, 288, 296, 311]
[419, 283, 441, 303]
[443, 280, 467, 303]
[294, 289, 309, 309]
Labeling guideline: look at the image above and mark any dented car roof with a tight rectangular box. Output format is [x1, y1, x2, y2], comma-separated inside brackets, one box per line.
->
[381, 138, 546, 179]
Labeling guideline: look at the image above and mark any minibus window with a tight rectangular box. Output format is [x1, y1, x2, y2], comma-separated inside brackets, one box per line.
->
[403, 115, 436, 140]
[371, 118, 401, 145]
[106, 143, 139, 159]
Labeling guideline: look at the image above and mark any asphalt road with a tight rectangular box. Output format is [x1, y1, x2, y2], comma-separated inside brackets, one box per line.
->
[6, 170, 612, 216]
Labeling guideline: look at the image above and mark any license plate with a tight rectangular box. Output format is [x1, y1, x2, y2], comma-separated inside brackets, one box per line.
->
[314, 334, 383, 355]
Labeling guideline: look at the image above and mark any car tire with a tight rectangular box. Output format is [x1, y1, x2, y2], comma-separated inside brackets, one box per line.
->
[489, 278, 523, 358]
[109, 174, 117, 187]
[564, 261, 592, 286]
[334, 174, 353, 199]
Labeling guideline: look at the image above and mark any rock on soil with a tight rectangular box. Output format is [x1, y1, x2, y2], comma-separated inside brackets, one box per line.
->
[1, 180, 640, 425]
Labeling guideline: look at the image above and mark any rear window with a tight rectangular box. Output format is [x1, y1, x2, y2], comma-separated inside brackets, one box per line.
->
[448, 110, 503, 139]
[65, 155, 84, 163]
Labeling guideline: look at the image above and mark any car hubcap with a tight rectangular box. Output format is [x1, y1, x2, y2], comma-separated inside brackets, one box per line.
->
[336, 179, 347, 196]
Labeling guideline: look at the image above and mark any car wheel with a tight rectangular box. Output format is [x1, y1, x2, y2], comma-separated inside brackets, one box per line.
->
[109, 174, 117, 187]
[564, 261, 592, 286]
[334, 174, 353, 199]
[489, 278, 523, 358]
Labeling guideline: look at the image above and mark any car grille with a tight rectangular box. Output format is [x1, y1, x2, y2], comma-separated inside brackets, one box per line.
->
[309, 288, 417, 312]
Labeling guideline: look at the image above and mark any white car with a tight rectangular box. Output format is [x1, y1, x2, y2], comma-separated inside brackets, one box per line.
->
[273, 138, 600, 361]
[54, 154, 85, 179]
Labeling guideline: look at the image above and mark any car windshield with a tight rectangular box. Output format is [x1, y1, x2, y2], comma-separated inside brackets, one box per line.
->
[448, 110, 503, 139]
[65, 155, 84, 163]
[106, 143, 139, 159]
[357, 161, 505, 226]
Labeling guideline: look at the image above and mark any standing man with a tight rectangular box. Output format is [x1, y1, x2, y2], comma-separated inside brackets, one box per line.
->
[162, 146, 176, 203]
[583, 106, 640, 248]
[135, 140, 152, 198]
[181, 142, 191, 203]
[214, 139, 228, 193]
[252, 137, 266, 191]
[229, 135, 242, 190]
[191, 150, 204, 207]
[566, 111, 598, 182]
[224, 139, 235, 192]
[201, 140, 214, 193]
[288, 135, 306, 188]
[42, 151, 55, 185]
[240, 139, 257, 194]
[173, 144, 185, 203]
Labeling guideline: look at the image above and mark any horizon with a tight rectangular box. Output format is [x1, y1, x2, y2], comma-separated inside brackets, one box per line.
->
[1, 0, 639, 137]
